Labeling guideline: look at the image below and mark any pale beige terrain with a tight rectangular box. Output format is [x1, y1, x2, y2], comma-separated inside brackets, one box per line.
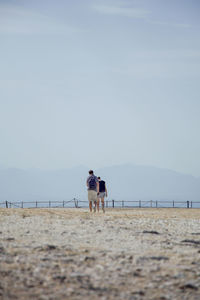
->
[0, 208, 200, 300]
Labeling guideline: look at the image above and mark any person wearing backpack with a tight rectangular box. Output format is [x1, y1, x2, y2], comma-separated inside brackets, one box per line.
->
[97, 177, 107, 213]
[86, 170, 99, 212]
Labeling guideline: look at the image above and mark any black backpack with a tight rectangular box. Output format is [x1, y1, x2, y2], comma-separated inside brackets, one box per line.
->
[88, 176, 97, 189]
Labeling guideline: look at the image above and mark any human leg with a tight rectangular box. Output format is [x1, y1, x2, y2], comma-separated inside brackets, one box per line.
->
[97, 198, 100, 212]
[93, 200, 97, 212]
[89, 201, 92, 212]
[101, 197, 105, 213]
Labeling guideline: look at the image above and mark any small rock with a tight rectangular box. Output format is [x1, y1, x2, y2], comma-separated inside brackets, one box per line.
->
[70, 273, 89, 282]
[6, 237, 15, 241]
[0, 247, 5, 254]
[132, 290, 145, 296]
[85, 256, 96, 261]
[139, 256, 169, 262]
[143, 230, 160, 235]
[96, 264, 104, 271]
[52, 275, 66, 282]
[46, 245, 57, 250]
[61, 231, 67, 235]
[133, 271, 142, 277]
[62, 258, 74, 263]
[5, 258, 14, 264]
[181, 239, 200, 245]
[150, 256, 169, 261]
[120, 226, 129, 230]
[40, 257, 50, 261]
[180, 283, 198, 291]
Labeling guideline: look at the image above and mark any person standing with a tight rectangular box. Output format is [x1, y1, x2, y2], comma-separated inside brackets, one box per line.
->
[86, 170, 99, 212]
[97, 176, 107, 213]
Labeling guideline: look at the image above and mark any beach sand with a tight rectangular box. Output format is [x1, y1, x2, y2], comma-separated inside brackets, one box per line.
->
[0, 208, 200, 299]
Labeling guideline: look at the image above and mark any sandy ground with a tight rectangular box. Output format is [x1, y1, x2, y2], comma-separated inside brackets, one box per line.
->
[0, 208, 200, 300]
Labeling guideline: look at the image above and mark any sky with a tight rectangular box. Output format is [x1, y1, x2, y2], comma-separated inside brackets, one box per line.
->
[0, 0, 200, 176]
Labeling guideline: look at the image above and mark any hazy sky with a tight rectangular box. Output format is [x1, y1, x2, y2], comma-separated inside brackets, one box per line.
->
[0, 0, 200, 176]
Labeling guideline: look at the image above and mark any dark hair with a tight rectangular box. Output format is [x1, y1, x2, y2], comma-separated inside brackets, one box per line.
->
[89, 170, 94, 175]
[98, 176, 101, 180]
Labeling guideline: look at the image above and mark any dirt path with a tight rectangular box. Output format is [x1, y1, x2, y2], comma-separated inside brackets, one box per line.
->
[0, 208, 200, 299]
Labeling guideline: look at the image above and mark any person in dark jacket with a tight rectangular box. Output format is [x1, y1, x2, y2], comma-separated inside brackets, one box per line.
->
[97, 176, 107, 213]
[86, 170, 99, 212]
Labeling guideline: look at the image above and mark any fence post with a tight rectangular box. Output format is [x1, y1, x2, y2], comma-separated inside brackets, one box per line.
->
[122, 200, 124, 208]
[139, 200, 141, 208]
[74, 198, 78, 208]
[112, 199, 115, 208]
[187, 201, 189, 208]
[9, 202, 11, 208]
[49, 201, 51, 208]
[173, 201, 174, 208]
[63, 201, 64, 208]
[6, 201, 8, 208]
[36, 201, 37, 208]
[21, 202, 23, 208]
[191, 201, 192, 208]
[150, 200, 152, 208]
[156, 201, 158, 208]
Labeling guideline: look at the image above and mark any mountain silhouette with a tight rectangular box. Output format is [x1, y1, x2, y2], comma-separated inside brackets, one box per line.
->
[0, 164, 199, 202]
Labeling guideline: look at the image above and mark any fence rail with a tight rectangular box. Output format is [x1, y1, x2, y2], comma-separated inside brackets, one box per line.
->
[0, 200, 200, 209]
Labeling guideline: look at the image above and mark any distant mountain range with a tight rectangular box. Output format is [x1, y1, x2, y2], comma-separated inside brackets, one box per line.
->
[0, 164, 200, 201]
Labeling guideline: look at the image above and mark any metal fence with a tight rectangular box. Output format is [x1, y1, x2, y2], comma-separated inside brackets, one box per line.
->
[0, 199, 200, 209]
